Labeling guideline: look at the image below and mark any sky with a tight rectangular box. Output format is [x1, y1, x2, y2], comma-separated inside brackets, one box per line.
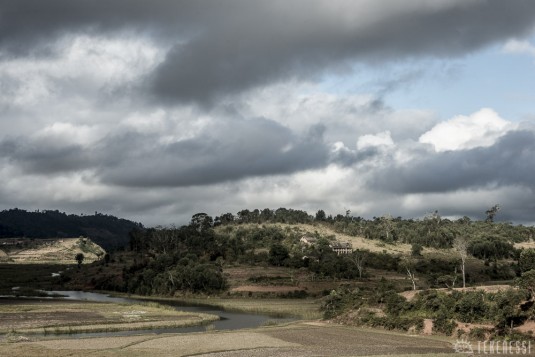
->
[1, 0, 535, 226]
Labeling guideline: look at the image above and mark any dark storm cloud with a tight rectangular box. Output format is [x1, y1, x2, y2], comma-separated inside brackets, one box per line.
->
[2, 1, 535, 103]
[0, 117, 331, 186]
[0, 1, 206, 55]
[98, 118, 330, 187]
[0, 138, 92, 174]
[372, 130, 535, 194]
[149, 0, 535, 104]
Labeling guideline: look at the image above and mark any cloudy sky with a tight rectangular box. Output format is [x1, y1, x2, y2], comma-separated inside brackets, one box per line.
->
[2, 0, 535, 226]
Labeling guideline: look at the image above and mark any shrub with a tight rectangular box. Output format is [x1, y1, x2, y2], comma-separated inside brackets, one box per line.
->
[433, 309, 457, 335]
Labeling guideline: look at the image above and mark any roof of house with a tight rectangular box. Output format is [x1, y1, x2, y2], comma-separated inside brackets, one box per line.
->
[329, 241, 352, 249]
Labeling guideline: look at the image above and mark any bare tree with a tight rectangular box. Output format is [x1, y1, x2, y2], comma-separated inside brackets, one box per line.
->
[380, 214, 394, 241]
[401, 256, 417, 291]
[352, 250, 366, 278]
[453, 237, 469, 288]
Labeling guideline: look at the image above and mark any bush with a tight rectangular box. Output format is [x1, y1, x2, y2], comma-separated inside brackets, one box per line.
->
[454, 291, 487, 323]
[433, 309, 457, 335]
[411, 243, 423, 256]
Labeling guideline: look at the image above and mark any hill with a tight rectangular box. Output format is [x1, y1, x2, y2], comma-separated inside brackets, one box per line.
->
[0, 209, 142, 250]
[0, 237, 105, 264]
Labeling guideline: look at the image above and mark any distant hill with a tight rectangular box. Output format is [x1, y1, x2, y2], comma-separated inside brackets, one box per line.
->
[1, 237, 106, 264]
[0, 209, 143, 250]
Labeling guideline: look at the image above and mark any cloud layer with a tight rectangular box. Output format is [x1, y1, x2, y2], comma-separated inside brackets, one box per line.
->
[1, 1, 535, 225]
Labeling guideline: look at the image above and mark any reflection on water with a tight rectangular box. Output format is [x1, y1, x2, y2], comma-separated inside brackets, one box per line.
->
[46, 291, 295, 338]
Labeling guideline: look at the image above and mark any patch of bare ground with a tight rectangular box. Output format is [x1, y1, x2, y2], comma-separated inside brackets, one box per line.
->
[516, 320, 535, 335]
[0, 322, 456, 357]
[455, 322, 494, 337]
[5, 238, 105, 264]
[231, 286, 301, 293]
[422, 319, 433, 335]
[515, 241, 535, 250]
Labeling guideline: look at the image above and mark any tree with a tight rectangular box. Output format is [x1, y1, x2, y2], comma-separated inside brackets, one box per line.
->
[104, 253, 111, 266]
[401, 256, 417, 290]
[485, 204, 500, 223]
[190, 213, 213, 232]
[517, 269, 535, 299]
[75, 253, 84, 269]
[519, 249, 535, 273]
[352, 250, 367, 278]
[437, 267, 458, 289]
[315, 209, 326, 221]
[453, 237, 468, 288]
[411, 243, 423, 256]
[380, 214, 394, 242]
[269, 243, 289, 266]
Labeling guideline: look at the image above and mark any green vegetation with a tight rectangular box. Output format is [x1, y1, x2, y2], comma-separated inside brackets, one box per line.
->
[2, 205, 534, 341]
[322, 281, 534, 339]
[0, 208, 143, 249]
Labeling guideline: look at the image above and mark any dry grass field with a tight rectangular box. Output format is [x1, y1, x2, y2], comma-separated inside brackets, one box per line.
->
[0, 299, 218, 335]
[1, 237, 105, 264]
[0, 321, 459, 357]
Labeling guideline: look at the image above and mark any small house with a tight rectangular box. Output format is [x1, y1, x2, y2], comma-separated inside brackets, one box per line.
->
[329, 241, 353, 255]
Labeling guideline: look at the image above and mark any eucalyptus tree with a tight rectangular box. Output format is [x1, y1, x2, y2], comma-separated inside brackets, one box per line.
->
[453, 237, 469, 288]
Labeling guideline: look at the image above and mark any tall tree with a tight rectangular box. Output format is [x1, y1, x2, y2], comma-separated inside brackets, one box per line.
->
[315, 209, 326, 221]
[352, 250, 367, 278]
[401, 256, 417, 290]
[485, 204, 500, 223]
[453, 237, 469, 288]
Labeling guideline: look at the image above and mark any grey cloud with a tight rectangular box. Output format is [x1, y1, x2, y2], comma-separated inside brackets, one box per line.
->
[2, 1, 535, 104]
[0, 138, 92, 174]
[149, 0, 535, 104]
[372, 130, 535, 194]
[98, 117, 330, 187]
[0, 117, 332, 186]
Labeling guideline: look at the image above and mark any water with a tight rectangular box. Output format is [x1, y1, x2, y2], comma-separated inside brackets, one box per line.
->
[45, 291, 295, 338]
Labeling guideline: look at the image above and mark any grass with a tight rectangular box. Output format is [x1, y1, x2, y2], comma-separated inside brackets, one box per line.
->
[0, 322, 457, 357]
[121, 294, 323, 319]
[0, 263, 65, 295]
[0, 300, 218, 335]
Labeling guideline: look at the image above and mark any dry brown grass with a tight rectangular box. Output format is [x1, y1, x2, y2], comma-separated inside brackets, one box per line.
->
[0, 322, 457, 357]
[515, 241, 535, 250]
[0, 300, 218, 335]
[5, 238, 105, 264]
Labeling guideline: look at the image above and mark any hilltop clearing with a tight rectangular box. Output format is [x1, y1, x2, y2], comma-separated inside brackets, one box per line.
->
[1, 237, 105, 264]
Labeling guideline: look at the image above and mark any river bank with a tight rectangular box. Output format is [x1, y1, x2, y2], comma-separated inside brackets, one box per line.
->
[0, 297, 219, 336]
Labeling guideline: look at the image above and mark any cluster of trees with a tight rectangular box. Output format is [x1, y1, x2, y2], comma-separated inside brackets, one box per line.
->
[213, 207, 534, 251]
[322, 281, 533, 338]
[0, 208, 142, 249]
[123, 214, 227, 295]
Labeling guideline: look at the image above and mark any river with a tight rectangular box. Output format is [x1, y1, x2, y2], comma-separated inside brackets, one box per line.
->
[46, 291, 295, 338]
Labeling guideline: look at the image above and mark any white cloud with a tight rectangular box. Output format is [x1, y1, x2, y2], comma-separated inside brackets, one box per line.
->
[357, 131, 394, 150]
[418, 108, 517, 152]
[503, 39, 535, 58]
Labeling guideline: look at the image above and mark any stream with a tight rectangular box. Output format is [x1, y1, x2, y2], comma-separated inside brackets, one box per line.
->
[45, 291, 295, 338]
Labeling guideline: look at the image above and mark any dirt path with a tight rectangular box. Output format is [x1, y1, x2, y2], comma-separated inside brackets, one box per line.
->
[0, 322, 456, 357]
[400, 285, 512, 301]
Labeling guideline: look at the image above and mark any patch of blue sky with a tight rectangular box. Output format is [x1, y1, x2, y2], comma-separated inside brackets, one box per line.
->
[318, 42, 535, 122]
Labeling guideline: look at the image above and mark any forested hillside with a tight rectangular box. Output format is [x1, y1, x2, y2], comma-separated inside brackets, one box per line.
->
[0, 209, 143, 249]
[59, 207, 535, 339]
